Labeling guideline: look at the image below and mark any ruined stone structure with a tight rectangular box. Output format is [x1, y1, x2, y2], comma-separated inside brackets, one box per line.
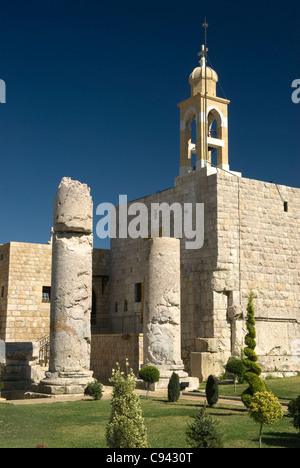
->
[144, 238, 189, 386]
[1, 49, 300, 397]
[37, 178, 94, 395]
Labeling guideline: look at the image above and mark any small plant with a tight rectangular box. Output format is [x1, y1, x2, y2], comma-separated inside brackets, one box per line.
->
[206, 375, 219, 407]
[248, 391, 283, 448]
[225, 359, 246, 392]
[288, 394, 300, 432]
[186, 405, 224, 449]
[168, 372, 181, 403]
[84, 379, 103, 400]
[106, 361, 148, 448]
[139, 366, 160, 398]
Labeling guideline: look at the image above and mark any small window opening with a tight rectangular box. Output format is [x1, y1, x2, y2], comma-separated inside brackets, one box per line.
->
[42, 286, 51, 303]
[91, 290, 97, 326]
[1, 286, 4, 298]
[135, 283, 142, 303]
[124, 299, 128, 312]
[0, 254, 3, 261]
[115, 302, 118, 313]
[284, 201, 288, 212]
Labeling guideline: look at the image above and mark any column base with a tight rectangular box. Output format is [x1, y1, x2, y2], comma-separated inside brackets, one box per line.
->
[139, 363, 199, 390]
[34, 371, 94, 396]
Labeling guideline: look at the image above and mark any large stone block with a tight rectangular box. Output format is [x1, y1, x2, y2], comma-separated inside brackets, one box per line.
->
[195, 338, 218, 353]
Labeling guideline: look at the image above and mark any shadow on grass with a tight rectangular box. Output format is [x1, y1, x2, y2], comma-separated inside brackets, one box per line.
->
[151, 398, 247, 414]
[151, 399, 200, 410]
[259, 432, 300, 449]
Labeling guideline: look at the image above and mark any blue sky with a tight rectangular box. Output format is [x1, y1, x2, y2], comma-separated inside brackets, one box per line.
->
[0, 0, 299, 248]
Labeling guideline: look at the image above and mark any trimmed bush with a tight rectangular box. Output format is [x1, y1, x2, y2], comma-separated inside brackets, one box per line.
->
[139, 366, 160, 398]
[106, 362, 148, 448]
[248, 391, 283, 448]
[225, 359, 247, 392]
[288, 395, 300, 432]
[168, 372, 181, 403]
[186, 406, 223, 449]
[84, 380, 103, 400]
[241, 292, 266, 407]
[206, 375, 219, 407]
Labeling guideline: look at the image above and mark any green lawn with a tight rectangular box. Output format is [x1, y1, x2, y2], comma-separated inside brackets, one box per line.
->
[0, 396, 299, 449]
[199, 375, 300, 402]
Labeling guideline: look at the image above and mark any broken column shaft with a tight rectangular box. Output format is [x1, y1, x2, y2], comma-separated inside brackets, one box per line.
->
[39, 177, 94, 395]
[144, 237, 188, 388]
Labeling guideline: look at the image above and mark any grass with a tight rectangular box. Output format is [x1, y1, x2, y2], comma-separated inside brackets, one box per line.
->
[0, 394, 299, 448]
[199, 375, 300, 402]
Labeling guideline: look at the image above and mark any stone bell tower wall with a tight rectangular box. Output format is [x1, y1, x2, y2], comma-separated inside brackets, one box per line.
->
[214, 173, 300, 374]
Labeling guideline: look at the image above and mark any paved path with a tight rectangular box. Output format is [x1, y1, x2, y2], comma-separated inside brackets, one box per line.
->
[0, 388, 289, 410]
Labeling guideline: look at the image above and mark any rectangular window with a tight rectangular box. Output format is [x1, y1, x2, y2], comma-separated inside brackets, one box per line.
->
[1, 286, 4, 298]
[135, 283, 142, 303]
[42, 286, 51, 303]
[0, 254, 3, 261]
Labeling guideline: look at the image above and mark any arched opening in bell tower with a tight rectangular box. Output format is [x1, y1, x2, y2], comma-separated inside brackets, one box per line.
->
[207, 107, 225, 169]
[190, 117, 197, 170]
[182, 108, 198, 172]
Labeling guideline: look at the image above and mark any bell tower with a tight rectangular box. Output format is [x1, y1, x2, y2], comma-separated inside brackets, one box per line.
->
[178, 25, 231, 177]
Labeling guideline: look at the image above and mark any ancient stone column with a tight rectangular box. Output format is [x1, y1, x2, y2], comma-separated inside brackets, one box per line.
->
[144, 237, 188, 388]
[39, 177, 94, 395]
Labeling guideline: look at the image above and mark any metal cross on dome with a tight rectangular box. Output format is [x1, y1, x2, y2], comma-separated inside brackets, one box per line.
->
[198, 19, 209, 66]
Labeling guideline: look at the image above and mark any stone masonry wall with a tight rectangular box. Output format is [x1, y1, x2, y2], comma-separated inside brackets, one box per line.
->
[110, 168, 219, 372]
[110, 168, 300, 377]
[0, 243, 110, 344]
[5, 242, 52, 342]
[91, 333, 143, 384]
[214, 173, 300, 373]
[0, 243, 10, 341]
[92, 249, 110, 334]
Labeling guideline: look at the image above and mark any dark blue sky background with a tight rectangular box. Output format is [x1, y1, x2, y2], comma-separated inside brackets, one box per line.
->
[0, 0, 299, 248]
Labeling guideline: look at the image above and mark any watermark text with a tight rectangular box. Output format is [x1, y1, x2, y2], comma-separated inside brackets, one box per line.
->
[0, 79, 6, 103]
[96, 195, 204, 250]
[291, 79, 300, 104]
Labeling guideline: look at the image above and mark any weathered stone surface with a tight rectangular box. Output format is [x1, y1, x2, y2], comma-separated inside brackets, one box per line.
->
[195, 338, 218, 353]
[53, 177, 93, 234]
[5, 342, 39, 363]
[38, 178, 94, 395]
[49, 233, 93, 373]
[1, 342, 44, 399]
[144, 238, 188, 384]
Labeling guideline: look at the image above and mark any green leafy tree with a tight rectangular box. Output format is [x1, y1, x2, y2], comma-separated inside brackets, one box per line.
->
[206, 375, 219, 407]
[168, 372, 181, 403]
[241, 292, 266, 407]
[186, 405, 224, 449]
[139, 366, 160, 398]
[106, 361, 148, 448]
[248, 391, 283, 448]
[225, 359, 247, 392]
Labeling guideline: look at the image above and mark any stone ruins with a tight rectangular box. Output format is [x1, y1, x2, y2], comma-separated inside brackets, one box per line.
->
[37, 178, 94, 395]
[0, 48, 299, 398]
